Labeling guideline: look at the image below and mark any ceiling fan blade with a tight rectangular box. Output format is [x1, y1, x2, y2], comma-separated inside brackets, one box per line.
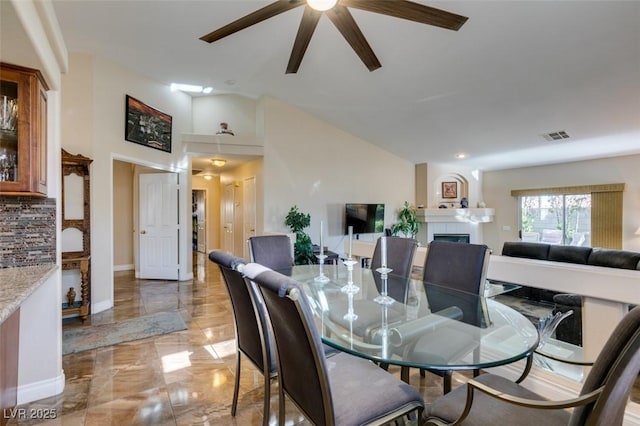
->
[200, 0, 304, 43]
[286, 6, 323, 74]
[341, 0, 468, 31]
[326, 5, 381, 71]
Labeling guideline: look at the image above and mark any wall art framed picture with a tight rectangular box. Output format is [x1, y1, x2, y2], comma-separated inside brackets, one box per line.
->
[125, 95, 172, 153]
[442, 181, 458, 199]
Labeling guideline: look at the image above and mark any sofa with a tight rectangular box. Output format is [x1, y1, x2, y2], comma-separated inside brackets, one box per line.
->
[499, 241, 640, 345]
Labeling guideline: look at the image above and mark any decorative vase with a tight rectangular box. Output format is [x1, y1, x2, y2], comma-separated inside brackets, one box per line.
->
[66, 287, 76, 306]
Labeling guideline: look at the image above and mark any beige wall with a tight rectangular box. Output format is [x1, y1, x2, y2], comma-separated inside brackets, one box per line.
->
[261, 97, 415, 256]
[483, 154, 640, 253]
[191, 94, 415, 259]
[192, 94, 258, 136]
[61, 52, 194, 313]
[113, 160, 134, 269]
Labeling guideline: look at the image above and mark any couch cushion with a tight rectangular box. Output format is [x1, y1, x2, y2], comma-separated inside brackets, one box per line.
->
[501, 242, 550, 260]
[548, 245, 592, 264]
[588, 248, 640, 270]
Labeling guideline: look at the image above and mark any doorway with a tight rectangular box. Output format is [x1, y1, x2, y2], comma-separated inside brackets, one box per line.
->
[192, 189, 206, 253]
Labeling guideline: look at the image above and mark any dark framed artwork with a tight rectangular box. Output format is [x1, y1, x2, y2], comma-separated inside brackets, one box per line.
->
[442, 181, 458, 199]
[125, 95, 172, 153]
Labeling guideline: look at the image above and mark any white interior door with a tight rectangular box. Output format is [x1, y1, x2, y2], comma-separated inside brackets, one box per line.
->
[139, 173, 179, 279]
[243, 177, 256, 260]
[222, 183, 235, 254]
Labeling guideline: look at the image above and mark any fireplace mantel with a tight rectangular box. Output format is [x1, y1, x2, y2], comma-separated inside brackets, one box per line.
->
[416, 208, 495, 223]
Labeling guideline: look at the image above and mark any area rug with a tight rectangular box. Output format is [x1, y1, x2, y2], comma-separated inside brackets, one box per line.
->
[62, 311, 187, 355]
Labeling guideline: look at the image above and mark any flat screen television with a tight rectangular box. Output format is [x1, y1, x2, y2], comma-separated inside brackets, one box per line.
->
[345, 203, 385, 234]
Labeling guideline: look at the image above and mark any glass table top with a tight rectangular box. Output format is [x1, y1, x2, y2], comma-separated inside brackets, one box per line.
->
[280, 264, 539, 372]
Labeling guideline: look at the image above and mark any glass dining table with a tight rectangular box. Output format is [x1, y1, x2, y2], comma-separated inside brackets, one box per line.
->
[275, 263, 540, 383]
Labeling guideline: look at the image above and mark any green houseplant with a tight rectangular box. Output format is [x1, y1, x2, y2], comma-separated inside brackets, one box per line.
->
[285, 205, 315, 265]
[391, 201, 419, 239]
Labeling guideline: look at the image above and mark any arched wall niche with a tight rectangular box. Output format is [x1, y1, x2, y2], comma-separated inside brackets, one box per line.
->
[432, 173, 468, 207]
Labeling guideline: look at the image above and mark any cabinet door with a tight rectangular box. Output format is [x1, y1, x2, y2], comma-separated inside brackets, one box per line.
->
[0, 63, 48, 197]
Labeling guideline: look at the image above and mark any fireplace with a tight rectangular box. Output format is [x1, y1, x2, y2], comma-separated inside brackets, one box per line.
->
[433, 233, 470, 243]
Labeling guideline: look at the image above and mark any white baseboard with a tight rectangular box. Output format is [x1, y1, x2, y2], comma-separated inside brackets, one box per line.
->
[113, 264, 134, 271]
[17, 371, 65, 405]
[91, 299, 112, 314]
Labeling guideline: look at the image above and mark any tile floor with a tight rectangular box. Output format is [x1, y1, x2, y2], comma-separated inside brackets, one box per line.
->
[11, 254, 639, 425]
[11, 254, 454, 425]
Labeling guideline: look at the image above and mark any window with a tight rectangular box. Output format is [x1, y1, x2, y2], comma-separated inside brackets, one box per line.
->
[511, 183, 624, 249]
[519, 194, 591, 246]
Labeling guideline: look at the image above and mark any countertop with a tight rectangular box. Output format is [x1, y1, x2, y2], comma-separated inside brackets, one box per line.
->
[0, 264, 58, 323]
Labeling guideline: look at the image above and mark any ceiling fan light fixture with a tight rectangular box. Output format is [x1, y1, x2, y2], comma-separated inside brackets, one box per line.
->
[307, 0, 337, 11]
[211, 158, 227, 168]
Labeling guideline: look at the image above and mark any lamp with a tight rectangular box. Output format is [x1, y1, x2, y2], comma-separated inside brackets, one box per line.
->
[307, 0, 337, 11]
[211, 158, 226, 168]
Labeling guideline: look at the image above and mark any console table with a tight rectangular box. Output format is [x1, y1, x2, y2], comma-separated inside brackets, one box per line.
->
[61, 254, 90, 321]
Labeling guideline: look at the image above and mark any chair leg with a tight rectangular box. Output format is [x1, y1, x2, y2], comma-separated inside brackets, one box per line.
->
[401, 366, 410, 383]
[232, 351, 241, 416]
[262, 374, 271, 426]
[278, 386, 286, 426]
[419, 368, 426, 378]
[443, 370, 452, 394]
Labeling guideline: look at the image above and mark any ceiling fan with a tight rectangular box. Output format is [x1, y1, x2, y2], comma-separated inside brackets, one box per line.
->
[200, 0, 468, 74]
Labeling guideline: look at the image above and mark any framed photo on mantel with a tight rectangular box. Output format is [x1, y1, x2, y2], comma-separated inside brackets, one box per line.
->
[442, 181, 458, 199]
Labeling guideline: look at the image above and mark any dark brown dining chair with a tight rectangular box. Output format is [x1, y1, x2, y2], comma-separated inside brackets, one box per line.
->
[425, 306, 640, 425]
[243, 262, 425, 426]
[208, 250, 275, 426]
[370, 236, 418, 277]
[415, 240, 492, 393]
[248, 235, 294, 273]
[422, 240, 491, 295]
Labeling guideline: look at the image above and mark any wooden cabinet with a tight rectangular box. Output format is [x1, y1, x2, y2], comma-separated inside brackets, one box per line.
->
[61, 149, 92, 321]
[0, 63, 48, 197]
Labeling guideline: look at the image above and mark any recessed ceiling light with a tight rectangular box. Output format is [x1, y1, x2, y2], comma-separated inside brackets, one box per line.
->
[455, 153, 466, 159]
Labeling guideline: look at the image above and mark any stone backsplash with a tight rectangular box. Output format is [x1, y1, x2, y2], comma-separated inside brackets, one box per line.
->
[0, 197, 56, 268]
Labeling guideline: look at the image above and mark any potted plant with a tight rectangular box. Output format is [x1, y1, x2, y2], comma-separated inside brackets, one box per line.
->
[391, 201, 419, 239]
[285, 205, 315, 265]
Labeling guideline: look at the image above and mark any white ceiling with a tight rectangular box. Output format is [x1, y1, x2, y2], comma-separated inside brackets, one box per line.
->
[49, 1, 640, 171]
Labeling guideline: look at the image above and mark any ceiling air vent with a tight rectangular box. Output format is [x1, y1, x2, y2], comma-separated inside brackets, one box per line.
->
[542, 130, 570, 141]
